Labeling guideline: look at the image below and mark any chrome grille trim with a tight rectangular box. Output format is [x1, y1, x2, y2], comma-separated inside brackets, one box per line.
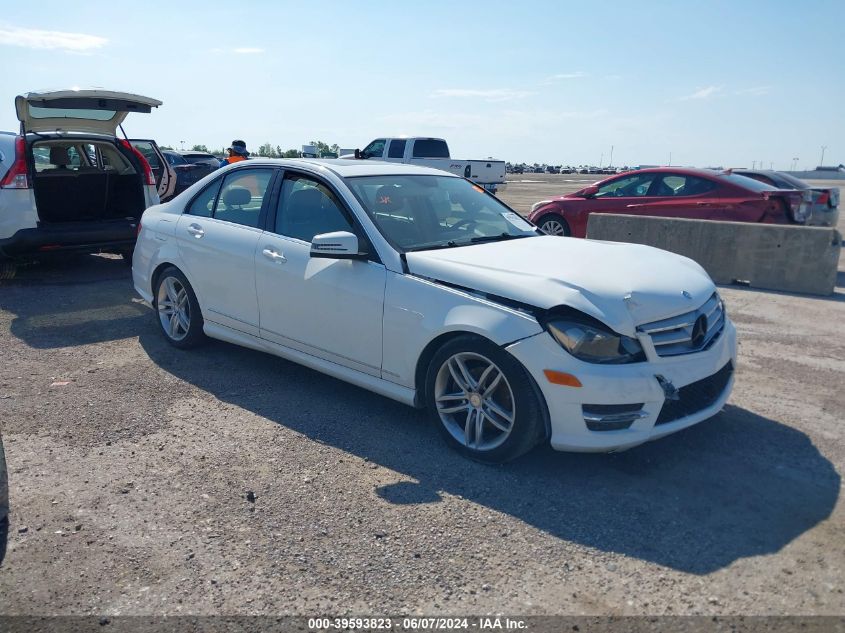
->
[637, 293, 725, 357]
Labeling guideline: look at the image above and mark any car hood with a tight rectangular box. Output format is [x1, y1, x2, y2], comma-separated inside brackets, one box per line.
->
[404, 236, 715, 336]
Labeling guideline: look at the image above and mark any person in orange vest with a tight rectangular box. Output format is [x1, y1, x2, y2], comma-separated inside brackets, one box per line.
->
[222, 140, 250, 166]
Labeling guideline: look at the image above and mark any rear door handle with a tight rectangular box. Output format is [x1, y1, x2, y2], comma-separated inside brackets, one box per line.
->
[262, 247, 287, 263]
[186, 223, 204, 238]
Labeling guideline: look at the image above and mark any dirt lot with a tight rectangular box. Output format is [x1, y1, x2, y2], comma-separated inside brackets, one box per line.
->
[0, 176, 843, 617]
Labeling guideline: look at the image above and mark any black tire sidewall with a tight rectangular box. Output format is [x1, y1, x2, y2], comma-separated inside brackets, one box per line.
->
[153, 267, 205, 349]
[425, 335, 546, 463]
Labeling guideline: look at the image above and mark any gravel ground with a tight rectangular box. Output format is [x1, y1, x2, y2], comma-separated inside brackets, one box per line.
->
[0, 177, 843, 617]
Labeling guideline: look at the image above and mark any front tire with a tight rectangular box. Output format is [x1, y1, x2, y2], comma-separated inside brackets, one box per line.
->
[153, 267, 206, 349]
[537, 214, 570, 236]
[425, 335, 546, 463]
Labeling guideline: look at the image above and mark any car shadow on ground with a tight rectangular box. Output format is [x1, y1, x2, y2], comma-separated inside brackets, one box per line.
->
[139, 330, 840, 576]
[0, 254, 148, 349]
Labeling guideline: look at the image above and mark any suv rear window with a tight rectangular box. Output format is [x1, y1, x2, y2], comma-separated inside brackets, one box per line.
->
[28, 106, 115, 121]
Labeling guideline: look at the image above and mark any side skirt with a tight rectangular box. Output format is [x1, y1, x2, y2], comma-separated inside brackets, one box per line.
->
[203, 321, 418, 408]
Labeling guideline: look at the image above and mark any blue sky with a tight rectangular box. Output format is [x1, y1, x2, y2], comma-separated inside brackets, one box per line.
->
[1, 0, 842, 168]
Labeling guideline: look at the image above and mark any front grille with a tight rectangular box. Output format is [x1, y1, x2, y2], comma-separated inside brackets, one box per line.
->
[655, 362, 734, 426]
[638, 292, 725, 357]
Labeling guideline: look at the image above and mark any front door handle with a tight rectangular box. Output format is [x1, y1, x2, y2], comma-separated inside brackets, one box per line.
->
[262, 247, 287, 263]
[186, 223, 205, 238]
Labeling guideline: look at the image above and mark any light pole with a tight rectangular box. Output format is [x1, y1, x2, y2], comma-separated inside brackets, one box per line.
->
[820, 145, 827, 167]
[793, 157, 799, 171]
[180, 140, 185, 151]
[599, 153, 603, 168]
[668, 151, 672, 166]
[609, 145, 614, 169]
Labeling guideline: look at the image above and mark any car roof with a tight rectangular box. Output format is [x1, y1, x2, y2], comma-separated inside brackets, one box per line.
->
[227, 158, 459, 178]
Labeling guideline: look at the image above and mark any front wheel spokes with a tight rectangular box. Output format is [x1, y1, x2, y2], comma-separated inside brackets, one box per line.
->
[448, 356, 476, 392]
[437, 392, 469, 414]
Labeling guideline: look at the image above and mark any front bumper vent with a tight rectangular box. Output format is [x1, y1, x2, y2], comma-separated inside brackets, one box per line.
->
[655, 362, 734, 426]
[583, 404, 647, 431]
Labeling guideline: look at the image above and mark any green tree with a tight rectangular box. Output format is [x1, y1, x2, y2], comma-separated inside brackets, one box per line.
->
[282, 149, 300, 158]
[160, 145, 174, 150]
[257, 142, 279, 158]
[191, 144, 209, 152]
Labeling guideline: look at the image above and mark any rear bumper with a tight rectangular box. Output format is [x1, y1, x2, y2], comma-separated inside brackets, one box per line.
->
[806, 204, 840, 227]
[0, 220, 139, 259]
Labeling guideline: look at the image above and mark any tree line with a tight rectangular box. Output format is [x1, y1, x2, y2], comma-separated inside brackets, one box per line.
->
[159, 141, 342, 158]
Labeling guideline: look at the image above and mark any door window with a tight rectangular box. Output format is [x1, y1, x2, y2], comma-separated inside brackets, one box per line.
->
[275, 174, 353, 242]
[596, 173, 657, 197]
[212, 169, 274, 228]
[654, 174, 718, 197]
[361, 139, 386, 159]
[187, 180, 221, 217]
[387, 139, 406, 159]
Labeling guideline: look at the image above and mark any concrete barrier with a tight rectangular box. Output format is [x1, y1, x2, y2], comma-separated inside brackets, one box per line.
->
[586, 214, 842, 296]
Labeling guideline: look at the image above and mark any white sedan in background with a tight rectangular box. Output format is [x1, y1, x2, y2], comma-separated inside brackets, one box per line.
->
[133, 159, 737, 462]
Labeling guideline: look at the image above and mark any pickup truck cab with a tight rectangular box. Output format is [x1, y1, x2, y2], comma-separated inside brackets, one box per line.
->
[349, 137, 506, 194]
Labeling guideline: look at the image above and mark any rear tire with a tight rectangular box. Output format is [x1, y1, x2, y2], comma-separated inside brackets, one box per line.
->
[537, 214, 570, 236]
[153, 267, 206, 349]
[425, 335, 546, 463]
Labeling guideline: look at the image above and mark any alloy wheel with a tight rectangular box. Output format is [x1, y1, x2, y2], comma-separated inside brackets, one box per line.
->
[157, 276, 191, 342]
[434, 352, 516, 452]
[540, 219, 567, 236]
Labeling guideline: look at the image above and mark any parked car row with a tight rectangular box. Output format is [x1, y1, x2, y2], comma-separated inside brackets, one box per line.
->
[506, 163, 628, 176]
[526, 167, 836, 237]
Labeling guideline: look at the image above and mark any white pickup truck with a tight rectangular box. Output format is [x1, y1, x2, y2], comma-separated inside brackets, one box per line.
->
[346, 137, 506, 193]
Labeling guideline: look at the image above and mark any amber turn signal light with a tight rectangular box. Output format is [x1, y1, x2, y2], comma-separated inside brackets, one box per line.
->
[543, 370, 583, 387]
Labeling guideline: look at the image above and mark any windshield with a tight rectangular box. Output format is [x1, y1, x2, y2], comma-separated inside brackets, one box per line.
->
[345, 175, 539, 252]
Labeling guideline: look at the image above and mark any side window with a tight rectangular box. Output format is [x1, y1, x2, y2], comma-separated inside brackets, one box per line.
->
[361, 139, 386, 159]
[596, 173, 656, 197]
[186, 180, 222, 218]
[412, 139, 450, 158]
[387, 139, 406, 159]
[213, 169, 274, 228]
[275, 174, 353, 243]
[131, 142, 161, 169]
[676, 175, 718, 196]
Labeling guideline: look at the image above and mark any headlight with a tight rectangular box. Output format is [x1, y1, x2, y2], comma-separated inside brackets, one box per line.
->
[546, 317, 645, 364]
[530, 200, 552, 213]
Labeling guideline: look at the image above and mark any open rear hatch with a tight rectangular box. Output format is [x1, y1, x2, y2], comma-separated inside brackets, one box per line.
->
[16, 89, 162, 135]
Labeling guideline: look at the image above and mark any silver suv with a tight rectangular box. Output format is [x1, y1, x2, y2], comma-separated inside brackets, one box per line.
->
[0, 89, 175, 279]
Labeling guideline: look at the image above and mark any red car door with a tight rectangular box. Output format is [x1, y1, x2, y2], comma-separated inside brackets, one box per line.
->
[624, 173, 720, 220]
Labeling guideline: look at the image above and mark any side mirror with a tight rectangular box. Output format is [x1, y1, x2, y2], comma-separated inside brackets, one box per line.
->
[310, 231, 367, 260]
[581, 185, 599, 198]
[354, 148, 362, 159]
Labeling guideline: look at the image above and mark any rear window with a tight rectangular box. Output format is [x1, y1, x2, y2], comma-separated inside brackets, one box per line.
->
[27, 106, 115, 121]
[772, 172, 808, 189]
[718, 173, 780, 192]
[412, 139, 449, 158]
[183, 155, 216, 164]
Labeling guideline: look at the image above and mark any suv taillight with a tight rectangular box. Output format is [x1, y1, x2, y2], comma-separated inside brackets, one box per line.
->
[816, 191, 830, 205]
[119, 139, 156, 186]
[0, 136, 30, 189]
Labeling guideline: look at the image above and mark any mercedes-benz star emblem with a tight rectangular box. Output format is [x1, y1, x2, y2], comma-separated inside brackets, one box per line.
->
[682, 290, 692, 299]
[691, 314, 708, 348]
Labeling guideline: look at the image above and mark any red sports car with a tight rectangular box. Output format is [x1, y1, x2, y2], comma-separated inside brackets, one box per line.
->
[527, 168, 809, 238]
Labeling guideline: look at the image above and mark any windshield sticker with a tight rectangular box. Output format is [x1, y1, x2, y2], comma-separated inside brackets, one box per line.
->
[501, 212, 534, 231]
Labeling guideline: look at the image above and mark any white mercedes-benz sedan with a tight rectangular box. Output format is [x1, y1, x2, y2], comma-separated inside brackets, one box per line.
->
[133, 159, 737, 462]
